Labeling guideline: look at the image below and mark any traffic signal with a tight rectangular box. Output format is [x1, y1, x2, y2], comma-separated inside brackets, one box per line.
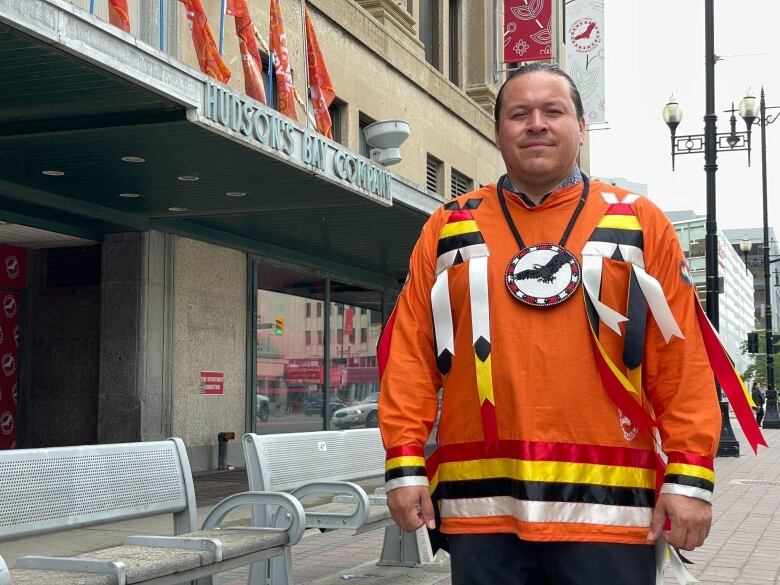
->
[274, 315, 285, 335]
[747, 332, 759, 354]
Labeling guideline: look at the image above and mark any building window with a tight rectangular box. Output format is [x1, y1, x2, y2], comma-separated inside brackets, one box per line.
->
[317, 303, 322, 317]
[329, 99, 345, 144]
[426, 154, 443, 195]
[361, 327, 368, 343]
[262, 52, 279, 109]
[451, 168, 473, 198]
[359, 113, 376, 157]
[419, 0, 440, 70]
[448, 0, 460, 85]
[306, 302, 312, 318]
[305, 330, 312, 345]
[317, 330, 323, 345]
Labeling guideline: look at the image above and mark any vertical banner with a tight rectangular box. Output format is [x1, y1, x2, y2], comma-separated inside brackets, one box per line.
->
[503, 0, 553, 64]
[108, 0, 131, 33]
[0, 291, 19, 450]
[304, 8, 336, 138]
[269, 0, 298, 121]
[565, 1, 606, 124]
[179, 0, 232, 83]
[227, 0, 267, 104]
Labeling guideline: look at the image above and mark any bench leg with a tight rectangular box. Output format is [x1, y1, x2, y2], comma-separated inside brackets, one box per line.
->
[269, 550, 294, 585]
[0, 555, 11, 585]
[247, 559, 269, 585]
[377, 524, 429, 567]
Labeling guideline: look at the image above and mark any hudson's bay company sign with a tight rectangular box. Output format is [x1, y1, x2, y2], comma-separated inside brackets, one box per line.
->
[200, 80, 392, 206]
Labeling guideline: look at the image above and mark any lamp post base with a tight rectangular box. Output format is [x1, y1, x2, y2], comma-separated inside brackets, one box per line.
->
[717, 401, 740, 457]
[762, 389, 780, 429]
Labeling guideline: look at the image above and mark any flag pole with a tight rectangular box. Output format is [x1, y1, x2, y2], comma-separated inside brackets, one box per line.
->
[218, 0, 227, 54]
[300, 0, 311, 128]
[159, 0, 165, 51]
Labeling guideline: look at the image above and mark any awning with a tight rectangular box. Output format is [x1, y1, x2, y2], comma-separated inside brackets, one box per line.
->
[0, 0, 441, 286]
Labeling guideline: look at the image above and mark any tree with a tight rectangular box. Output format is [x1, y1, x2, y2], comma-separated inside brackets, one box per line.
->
[740, 335, 780, 388]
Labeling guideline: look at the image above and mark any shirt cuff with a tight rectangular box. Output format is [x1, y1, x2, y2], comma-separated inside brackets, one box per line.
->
[385, 445, 428, 492]
[661, 452, 715, 504]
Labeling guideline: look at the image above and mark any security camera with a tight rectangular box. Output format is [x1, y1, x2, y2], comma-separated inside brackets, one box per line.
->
[364, 120, 410, 166]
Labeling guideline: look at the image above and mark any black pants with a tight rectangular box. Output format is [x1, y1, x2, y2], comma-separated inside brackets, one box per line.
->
[756, 406, 765, 426]
[449, 534, 655, 585]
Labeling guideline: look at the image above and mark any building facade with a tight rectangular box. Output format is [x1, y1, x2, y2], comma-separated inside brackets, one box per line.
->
[723, 228, 780, 337]
[0, 0, 516, 468]
[670, 214, 754, 375]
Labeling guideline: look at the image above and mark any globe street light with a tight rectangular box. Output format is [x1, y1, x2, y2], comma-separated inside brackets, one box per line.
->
[740, 236, 752, 274]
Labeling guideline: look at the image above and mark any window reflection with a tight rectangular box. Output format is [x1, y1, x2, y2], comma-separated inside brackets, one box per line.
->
[255, 265, 385, 434]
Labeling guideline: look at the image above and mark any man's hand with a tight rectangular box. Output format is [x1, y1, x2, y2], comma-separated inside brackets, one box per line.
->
[387, 485, 436, 532]
[647, 493, 712, 550]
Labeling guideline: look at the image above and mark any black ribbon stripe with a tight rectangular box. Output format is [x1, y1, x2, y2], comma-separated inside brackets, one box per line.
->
[385, 466, 428, 482]
[438, 477, 655, 508]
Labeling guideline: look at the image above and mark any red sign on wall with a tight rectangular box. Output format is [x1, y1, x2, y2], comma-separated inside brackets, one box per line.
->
[503, 0, 553, 64]
[0, 291, 19, 450]
[0, 245, 27, 290]
[200, 371, 225, 395]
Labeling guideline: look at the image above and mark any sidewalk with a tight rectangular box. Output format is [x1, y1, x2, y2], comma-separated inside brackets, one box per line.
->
[2, 425, 779, 584]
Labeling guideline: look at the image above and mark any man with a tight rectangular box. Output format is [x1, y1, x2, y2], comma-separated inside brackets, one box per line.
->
[377, 63, 723, 585]
[752, 381, 765, 426]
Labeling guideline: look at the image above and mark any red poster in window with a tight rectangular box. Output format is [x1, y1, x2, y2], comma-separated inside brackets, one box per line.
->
[503, 0, 553, 64]
[344, 307, 355, 336]
[0, 245, 26, 290]
[200, 371, 225, 395]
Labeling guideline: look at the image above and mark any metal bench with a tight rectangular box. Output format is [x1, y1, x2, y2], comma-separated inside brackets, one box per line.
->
[0, 438, 305, 585]
[242, 429, 431, 585]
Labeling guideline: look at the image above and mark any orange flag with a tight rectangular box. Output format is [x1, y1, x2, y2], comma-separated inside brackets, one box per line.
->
[179, 0, 231, 83]
[304, 8, 336, 138]
[108, 0, 131, 32]
[227, 0, 266, 104]
[269, 0, 297, 120]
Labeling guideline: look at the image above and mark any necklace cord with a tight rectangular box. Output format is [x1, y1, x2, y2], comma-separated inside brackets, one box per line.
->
[496, 174, 590, 249]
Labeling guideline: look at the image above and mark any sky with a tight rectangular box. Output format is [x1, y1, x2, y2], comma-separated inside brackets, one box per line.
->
[588, 0, 780, 239]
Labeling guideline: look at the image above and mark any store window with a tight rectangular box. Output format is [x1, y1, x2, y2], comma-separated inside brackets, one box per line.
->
[255, 264, 326, 434]
[254, 261, 387, 434]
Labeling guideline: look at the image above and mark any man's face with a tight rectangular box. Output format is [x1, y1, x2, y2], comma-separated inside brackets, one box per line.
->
[495, 72, 585, 186]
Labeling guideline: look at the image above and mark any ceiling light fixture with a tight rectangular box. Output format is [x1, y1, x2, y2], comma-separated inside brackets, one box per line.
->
[168, 207, 188, 212]
[121, 156, 146, 163]
[177, 175, 200, 182]
[118, 193, 140, 198]
[226, 191, 246, 197]
[42, 170, 65, 176]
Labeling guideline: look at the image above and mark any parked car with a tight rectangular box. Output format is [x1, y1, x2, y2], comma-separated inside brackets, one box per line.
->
[303, 394, 344, 417]
[256, 394, 270, 422]
[330, 393, 379, 429]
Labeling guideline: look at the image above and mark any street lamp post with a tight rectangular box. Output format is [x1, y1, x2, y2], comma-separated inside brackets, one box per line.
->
[755, 88, 780, 428]
[661, 0, 757, 457]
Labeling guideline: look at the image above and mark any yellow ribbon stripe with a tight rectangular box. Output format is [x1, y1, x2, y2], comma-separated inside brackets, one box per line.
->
[627, 366, 642, 397]
[438, 458, 656, 489]
[592, 329, 641, 398]
[475, 352, 495, 405]
[666, 463, 715, 483]
[597, 215, 642, 231]
[385, 456, 426, 471]
[440, 220, 479, 239]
